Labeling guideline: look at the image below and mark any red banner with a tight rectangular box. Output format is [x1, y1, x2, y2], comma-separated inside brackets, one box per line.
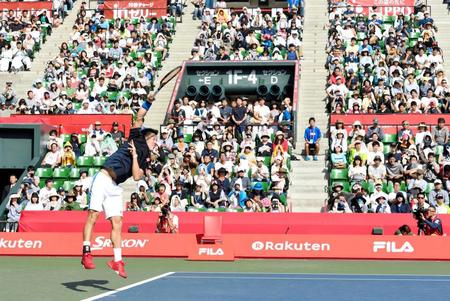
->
[1, 114, 133, 137]
[19, 211, 432, 236]
[1, 233, 450, 261]
[348, 0, 414, 16]
[0, 2, 53, 18]
[103, 0, 167, 19]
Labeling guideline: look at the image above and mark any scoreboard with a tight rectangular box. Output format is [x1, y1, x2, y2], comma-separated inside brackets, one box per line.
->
[171, 61, 299, 103]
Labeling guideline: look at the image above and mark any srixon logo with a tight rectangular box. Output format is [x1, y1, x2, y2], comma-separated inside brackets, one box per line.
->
[91, 236, 149, 251]
[198, 247, 224, 256]
[373, 241, 414, 253]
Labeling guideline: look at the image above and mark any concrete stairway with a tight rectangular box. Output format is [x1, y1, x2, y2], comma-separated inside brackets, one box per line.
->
[121, 3, 200, 196]
[0, 1, 83, 100]
[291, 0, 329, 212]
[428, 0, 450, 76]
[144, 4, 198, 130]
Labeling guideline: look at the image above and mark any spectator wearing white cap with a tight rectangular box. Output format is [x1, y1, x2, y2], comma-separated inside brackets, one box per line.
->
[428, 179, 449, 206]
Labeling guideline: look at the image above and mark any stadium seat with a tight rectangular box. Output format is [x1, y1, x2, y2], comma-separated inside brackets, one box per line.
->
[184, 133, 193, 143]
[263, 156, 271, 167]
[63, 180, 75, 192]
[78, 134, 87, 144]
[53, 167, 70, 179]
[93, 156, 106, 167]
[382, 134, 397, 144]
[61, 134, 71, 143]
[36, 167, 53, 178]
[53, 179, 64, 190]
[424, 183, 434, 194]
[69, 168, 81, 179]
[77, 156, 94, 167]
[88, 168, 100, 177]
[330, 169, 348, 181]
[201, 216, 222, 243]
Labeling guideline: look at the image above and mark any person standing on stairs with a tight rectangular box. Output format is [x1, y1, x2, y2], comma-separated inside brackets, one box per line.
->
[304, 117, 322, 161]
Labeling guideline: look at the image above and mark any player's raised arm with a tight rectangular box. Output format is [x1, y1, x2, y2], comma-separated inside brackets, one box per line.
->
[133, 92, 155, 129]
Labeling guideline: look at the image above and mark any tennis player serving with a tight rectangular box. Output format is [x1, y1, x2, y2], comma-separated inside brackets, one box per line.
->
[80, 92, 158, 278]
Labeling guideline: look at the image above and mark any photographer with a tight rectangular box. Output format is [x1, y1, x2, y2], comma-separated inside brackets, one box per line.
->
[156, 204, 179, 233]
[421, 206, 443, 236]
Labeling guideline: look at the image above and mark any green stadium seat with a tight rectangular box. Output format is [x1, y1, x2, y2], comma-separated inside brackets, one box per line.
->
[61, 134, 71, 143]
[184, 134, 193, 143]
[263, 156, 271, 168]
[36, 167, 53, 178]
[436, 145, 444, 156]
[88, 168, 100, 177]
[52, 167, 70, 179]
[424, 182, 434, 194]
[69, 168, 81, 179]
[53, 179, 64, 190]
[78, 134, 87, 144]
[77, 156, 94, 167]
[93, 156, 107, 167]
[63, 180, 75, 192]
[382, 134, 397, 144]
[330, 168, 348, 181]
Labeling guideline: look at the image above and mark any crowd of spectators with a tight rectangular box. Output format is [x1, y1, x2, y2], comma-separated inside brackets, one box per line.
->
[1, 122, 125, 231]
[326, 3, 449, 114]
[326, 1, 450, 215]
[0, 1, 75, 72]
[126, 93, 295, 213]
[190, 5, 304, 61]
[0, 2, 176, 114]
[328, 117, 450, 214]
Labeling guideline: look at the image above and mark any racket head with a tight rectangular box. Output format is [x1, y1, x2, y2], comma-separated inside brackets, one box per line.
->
[156, 66, 182, 94]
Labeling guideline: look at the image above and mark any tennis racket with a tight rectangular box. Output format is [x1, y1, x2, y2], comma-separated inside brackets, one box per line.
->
[153, 66, 182, 97]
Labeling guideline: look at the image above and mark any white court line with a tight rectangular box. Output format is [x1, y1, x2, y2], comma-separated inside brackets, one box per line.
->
[166, 275, 450, 282]
[175, 271, 450, 278]
[81, 272, 174, 301]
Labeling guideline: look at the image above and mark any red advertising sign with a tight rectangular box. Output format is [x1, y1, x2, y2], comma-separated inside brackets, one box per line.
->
[103, 0, 167, 19]
[1, 233, 450, 261]
[0, 2, 53, 18]
[348, 0, 415, 16]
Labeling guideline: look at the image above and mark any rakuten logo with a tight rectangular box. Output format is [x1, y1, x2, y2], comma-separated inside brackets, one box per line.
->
[91, 236, 149, 251]
[198, 247, 224, 256]
[373, 241, 414, 253]
[251, 241, 331, 252]
[0, 238, 42, 249]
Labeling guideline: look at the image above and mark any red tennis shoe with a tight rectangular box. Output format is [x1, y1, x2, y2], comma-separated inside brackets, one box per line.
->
[81, 253, 96, 269]
[107, 260, 128, 278]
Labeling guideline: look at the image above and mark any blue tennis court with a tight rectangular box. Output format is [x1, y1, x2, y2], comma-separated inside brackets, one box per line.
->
[84, 272, 450, 301]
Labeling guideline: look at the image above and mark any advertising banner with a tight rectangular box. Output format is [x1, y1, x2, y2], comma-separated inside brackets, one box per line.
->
[4, 114, 133, 137]
[1, 233, 450, 261]
[103, 0, 167, 19]
[348, 0, 415, 16]
[0, 2, 53, 18]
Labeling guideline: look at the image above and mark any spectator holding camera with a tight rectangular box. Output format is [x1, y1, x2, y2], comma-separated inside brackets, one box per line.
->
[156, 204, 179, 233]
[421, 206, 443, 235]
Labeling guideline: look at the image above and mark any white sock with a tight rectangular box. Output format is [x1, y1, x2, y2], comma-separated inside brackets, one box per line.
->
[83, 241, 91, 246]
[113, 248, 122, 262]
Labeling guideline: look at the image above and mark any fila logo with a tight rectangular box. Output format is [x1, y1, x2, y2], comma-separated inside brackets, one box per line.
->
[198, 247, 224, 256]
[373, 241, 414, 253]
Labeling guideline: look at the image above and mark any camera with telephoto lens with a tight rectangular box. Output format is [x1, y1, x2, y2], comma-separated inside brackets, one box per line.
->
[412, 207, 428, 229]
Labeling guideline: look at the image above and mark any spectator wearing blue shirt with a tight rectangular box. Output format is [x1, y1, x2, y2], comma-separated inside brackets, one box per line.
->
[286, 44, 298, 60]
[304, 117, 321, 161]
[98, 16, 110, 30]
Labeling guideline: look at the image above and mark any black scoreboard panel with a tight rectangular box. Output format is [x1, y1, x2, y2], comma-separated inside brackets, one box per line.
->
[173, 61, 298, 102]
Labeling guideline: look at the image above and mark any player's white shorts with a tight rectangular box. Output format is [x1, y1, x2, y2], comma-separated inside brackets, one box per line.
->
[89, 171, 124, 219]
